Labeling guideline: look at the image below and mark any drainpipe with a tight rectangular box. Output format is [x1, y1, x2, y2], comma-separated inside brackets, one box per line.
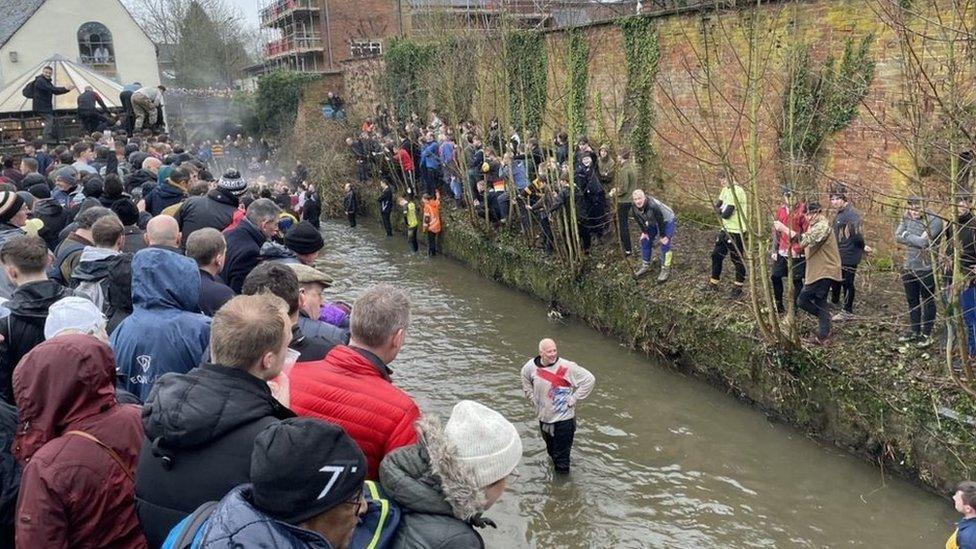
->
[397, 0, 404, 37]
[322, 0, 334, 70]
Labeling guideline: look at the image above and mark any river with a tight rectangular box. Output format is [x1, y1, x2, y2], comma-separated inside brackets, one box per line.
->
[316, 220, 953, 548]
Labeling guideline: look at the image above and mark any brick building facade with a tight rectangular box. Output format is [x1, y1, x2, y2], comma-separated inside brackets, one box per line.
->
[255, 0, 406, 76]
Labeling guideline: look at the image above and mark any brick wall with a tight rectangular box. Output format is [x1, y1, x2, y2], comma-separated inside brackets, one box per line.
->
[335, 0, 957, 253]
[324, 0, 403, 66]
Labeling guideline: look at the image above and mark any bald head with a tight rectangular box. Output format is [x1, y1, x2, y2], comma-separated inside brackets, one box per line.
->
[145, 215, 181, 248]
[538, 338, 558, 366]
[142, 156, 162, 174]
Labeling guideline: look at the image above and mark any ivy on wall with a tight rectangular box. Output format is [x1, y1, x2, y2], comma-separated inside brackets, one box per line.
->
[778, 34, 876, 190]
[384, 38, 436, 120]
[429, 36, 479, 124]
[506, 30, 549, 135]
[247, 70, 321, 137]
[618, 14, 661, 174]
[566, 30, 590, 137]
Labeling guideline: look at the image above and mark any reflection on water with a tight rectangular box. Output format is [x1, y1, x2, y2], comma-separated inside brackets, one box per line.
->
[318, 221, 952, 548]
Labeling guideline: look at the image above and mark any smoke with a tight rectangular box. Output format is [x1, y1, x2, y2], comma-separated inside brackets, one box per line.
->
[166, 93, 249, 142]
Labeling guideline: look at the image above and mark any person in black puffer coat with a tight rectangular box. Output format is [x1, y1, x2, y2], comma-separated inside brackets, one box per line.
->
[134, 294, 296, 548]
[0, 235, 74, 405]
[28, 183, 72, 251]
[0, 400, 18, 548]
[123, 153, 157, 194]
[176, 169, 246, 244]
[222, 199, 279, 293]
[301, 183, 321, 229]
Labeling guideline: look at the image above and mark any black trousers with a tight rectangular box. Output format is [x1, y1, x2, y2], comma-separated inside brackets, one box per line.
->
[40, 112, 57, 142]
[830, 264, 858, 313]
[356, 160, 368, 182]
[771, 255, 806, 313]
[617, 202, 633, 254]
[541, 417, 576, 473]
[711, 231, 746, 284]
[798, 278, 833, 339]
[903, 270, 937, 336]
[422, 166, 441, 195]
[537, 213, 555, 254]
[578, 219, 592, 251]
[120, 91, 134, 135]
[426, 231, 437, 256]
[381, 210, 393, 236]
[346, 212, 357, 227]
[407, 227, 418, 252]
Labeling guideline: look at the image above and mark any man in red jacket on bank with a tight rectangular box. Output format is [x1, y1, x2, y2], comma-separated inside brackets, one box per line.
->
[290, 283, 419, 478]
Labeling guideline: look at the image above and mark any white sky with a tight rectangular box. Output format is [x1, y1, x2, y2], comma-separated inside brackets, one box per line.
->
[226, 0, 261, 26]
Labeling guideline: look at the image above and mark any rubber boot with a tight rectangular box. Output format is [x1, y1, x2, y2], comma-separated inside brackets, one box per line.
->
[657, 265, 670, 283]
[634, 261, 651, 278]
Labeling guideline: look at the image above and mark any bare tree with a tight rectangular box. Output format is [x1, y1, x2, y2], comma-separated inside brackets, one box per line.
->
[126, 0, 257, 85]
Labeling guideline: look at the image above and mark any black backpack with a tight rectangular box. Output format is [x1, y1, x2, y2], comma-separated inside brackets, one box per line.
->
[21, 80, 34, 99]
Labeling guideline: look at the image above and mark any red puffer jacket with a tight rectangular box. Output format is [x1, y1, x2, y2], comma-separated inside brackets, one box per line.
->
[290, 345, 419, 479]
[13, 335, 146, 549]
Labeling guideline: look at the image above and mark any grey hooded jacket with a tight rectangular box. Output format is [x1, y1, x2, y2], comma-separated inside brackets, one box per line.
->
[379, 416, 489, 549]
[895, 211, 944, 272]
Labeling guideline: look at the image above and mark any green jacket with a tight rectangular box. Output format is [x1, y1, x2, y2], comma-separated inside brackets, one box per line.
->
[379, 417, 488, 549]
[615, 161, 640, 203]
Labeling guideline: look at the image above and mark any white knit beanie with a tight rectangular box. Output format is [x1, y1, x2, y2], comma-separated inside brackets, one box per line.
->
[44, 297, 106, 340]
[444, 400, 522, 488]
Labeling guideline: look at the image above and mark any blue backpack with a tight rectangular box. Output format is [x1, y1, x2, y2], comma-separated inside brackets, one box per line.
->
[162, 481, 401, 549]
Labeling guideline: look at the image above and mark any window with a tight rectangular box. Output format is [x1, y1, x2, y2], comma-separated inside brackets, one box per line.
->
[350, 40, 382, 59]
[78, 22, 115, 68]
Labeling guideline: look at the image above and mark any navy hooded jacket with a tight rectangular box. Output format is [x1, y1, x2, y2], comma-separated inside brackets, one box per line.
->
[110, 248, 211, 401]
[145, 180, 186, 216]
[162, 485, 334, 549]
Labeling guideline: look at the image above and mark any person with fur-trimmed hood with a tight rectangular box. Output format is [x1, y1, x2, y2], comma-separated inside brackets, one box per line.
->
[379, 400, 522, 549]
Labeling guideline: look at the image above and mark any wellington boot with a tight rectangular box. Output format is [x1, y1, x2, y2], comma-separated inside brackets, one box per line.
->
[656, 266, 670, 283]
[634, 262, 651, 278]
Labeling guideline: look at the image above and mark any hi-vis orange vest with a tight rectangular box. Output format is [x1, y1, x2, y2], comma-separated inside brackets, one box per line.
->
[422, 196, 441, 234]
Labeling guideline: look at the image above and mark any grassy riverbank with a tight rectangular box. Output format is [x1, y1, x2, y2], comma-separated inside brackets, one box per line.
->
[319, 180, 976, 495]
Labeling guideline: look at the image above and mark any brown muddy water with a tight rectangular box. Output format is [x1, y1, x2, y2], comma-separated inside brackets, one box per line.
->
[318, 220, 953, 548]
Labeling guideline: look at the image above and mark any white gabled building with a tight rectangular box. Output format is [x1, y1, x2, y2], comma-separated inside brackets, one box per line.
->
[0, 0, 160, 90]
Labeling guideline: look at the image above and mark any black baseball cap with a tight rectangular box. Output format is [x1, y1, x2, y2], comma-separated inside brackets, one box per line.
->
[251, 418, 367, 525]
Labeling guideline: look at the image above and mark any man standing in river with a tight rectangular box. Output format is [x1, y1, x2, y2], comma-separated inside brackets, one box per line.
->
[521, 338, 595, 474]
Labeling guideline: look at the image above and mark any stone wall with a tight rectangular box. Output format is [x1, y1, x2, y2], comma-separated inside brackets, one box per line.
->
[341, 56, 386, 120]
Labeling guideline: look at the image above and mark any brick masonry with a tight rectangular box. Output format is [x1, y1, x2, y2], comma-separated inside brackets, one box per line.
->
[322, 0, 404, 67]
[335, 0, 960, 254]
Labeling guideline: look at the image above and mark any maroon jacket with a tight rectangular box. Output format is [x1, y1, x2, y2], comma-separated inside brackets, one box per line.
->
[13, 335, 146, 549]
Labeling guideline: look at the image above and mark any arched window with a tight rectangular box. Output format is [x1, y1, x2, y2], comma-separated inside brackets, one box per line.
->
[77, 22, 115, 68]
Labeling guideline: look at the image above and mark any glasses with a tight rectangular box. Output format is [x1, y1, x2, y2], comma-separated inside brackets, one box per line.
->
[345, 492, 368, 515]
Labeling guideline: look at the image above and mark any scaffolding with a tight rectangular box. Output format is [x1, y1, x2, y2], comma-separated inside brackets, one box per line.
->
[256, 0, 328, 74]
[407, 0, 639, 33]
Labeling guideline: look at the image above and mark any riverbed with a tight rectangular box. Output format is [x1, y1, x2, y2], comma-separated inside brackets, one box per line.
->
[317, 220, 953, 548]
